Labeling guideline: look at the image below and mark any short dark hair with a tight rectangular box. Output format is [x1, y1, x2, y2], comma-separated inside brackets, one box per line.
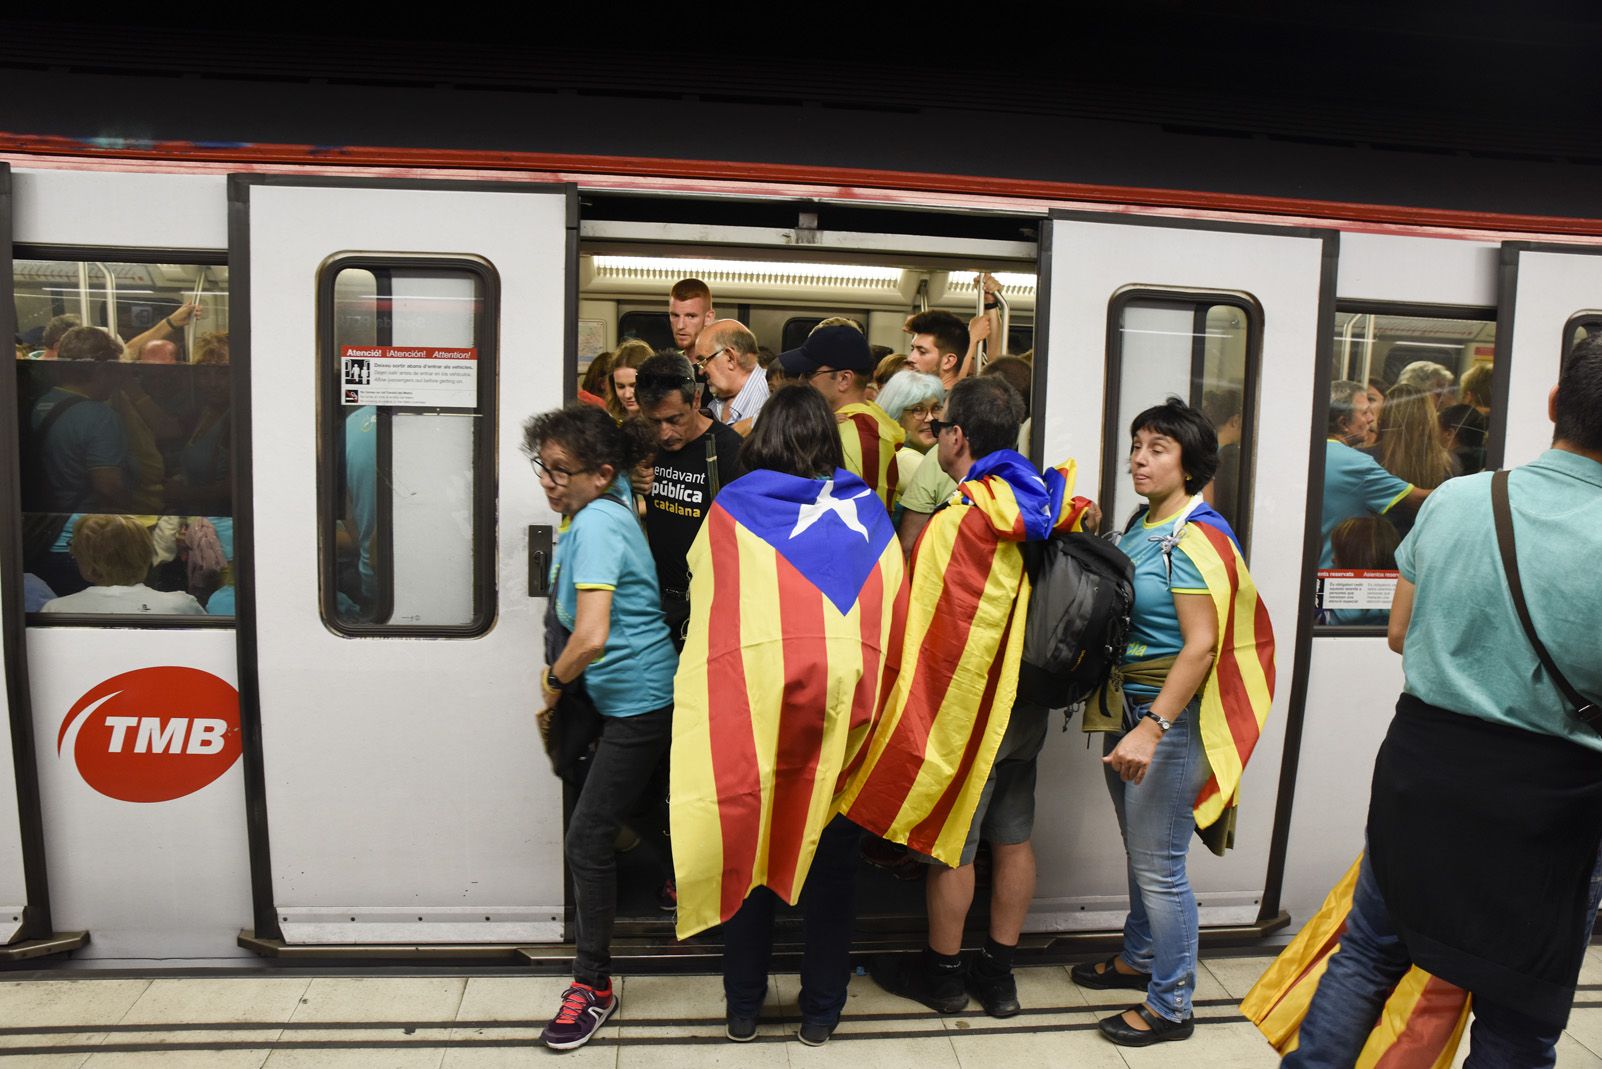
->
[945, 376, 1023, 459]
[42, 314, 80, 350]
[740, 385, 843, 478]
[980, 356, 1032, 409]
[905, 310, 968, 363]
[1328, 379, 1366, 436]
[521, 402, 644, 482]
[1555, 333, 1602, 452]
[56, 326, 122, 362]
[1201, 387, 1242, 428]
[1130, 396, 1219, 494]
[619, 413, 658, 467]
[634, 351, 700, 410]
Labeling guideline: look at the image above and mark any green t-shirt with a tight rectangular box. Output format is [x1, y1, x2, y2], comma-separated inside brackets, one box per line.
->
[898, 449, 958, 515]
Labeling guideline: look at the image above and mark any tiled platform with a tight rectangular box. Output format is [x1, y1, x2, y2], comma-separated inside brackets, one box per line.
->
[4, 950, 1602, 1067]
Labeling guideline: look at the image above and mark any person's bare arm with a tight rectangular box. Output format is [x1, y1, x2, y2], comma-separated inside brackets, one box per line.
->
[1103, 593, 1218, 785]
[1387, 577, 1416, 654]
[123, 302, 201, 359]
[898, 508, 933, 556]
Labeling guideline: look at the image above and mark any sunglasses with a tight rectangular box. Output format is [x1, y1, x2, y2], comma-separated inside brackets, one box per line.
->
[637, 372, 697, 392]
[928, 418, 957, 437]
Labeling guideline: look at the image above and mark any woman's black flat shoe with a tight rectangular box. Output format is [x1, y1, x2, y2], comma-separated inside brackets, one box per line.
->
[1070, 955, 1151, 992]
[1097, 1003, 1194, 1047]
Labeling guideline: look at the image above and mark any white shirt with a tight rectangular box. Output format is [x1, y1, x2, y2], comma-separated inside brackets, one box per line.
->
[715, 369, 770, 427]
[42, 584, 206, 615]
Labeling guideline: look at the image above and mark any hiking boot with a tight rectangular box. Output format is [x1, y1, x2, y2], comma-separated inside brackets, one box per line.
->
[797, 1019, 836, 1046]
[540, 981, 618, 1050]
[967, 964, 1020, 1018]
[869, 953, 968, 1014]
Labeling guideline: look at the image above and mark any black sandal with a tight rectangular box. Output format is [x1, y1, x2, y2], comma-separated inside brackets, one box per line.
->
[1097, 1003, 1194, 1047]
[1069, 955, 1151, 991]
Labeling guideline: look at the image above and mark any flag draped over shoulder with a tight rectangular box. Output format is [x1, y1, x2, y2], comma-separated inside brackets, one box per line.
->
[1243, 854, 1470, 1067]
[839, 450, 1090, 867]
[670, 467, 906, 939]
[837, 402, 906, 511]
[1166, 498, 1276, 852]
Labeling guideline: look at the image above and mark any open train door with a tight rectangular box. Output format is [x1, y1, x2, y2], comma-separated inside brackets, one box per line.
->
[231, 176, 574, 949]
[1028, 211, 1337, 937]
[1495, 242, 1602, 468]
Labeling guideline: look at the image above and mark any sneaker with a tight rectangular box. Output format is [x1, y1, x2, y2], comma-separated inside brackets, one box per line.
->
[656, 877, 678, 912]
[540, 981, 618, 1050]
[726, 1012, 757, 1042]
[967, 964, 1020, 1018]
[797, 1019, 835, 1046]
[869, 953, 968, 1014]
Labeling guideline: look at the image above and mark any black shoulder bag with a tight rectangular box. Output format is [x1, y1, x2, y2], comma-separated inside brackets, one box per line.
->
[1491, 468, 1602, 731]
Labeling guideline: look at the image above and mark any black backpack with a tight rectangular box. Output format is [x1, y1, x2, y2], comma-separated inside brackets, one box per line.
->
[1016, 532, 1135, 713]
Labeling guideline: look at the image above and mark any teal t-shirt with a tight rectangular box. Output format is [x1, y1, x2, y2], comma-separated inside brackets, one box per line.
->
[1395, 450, 1602, 753]
[1320, 439, 1412, 568]
[1117, 507, 1209, 698]
[551, 478, 678, 717]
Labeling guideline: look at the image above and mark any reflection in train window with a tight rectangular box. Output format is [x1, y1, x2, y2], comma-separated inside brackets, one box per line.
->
[12, 257, 234, 620]
[1103, 291, 1261, 555]
[1317, 308, 1496, 629]
[319, 259, 498, 637]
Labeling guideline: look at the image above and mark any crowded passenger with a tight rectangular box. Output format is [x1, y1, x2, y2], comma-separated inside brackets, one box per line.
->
[526, 403, 678, 1052]
[691, 319, 768, 434]
[578, 350, 613, 409]
[1201, 387, 1244, 527]
[982, 355, 1034, 451]
[780, 324, 905, 510]
[1395, 359, 1456, 409]
[30, 313, 80, 360]
[40, 514, 204, 615]
[29, 326, 131, 517]
[667, 278, 715, 355]
[1320, 516, 1401, 626]
[1367, 382, 1455, 538]
[842, 375, 1092, 1019]
[1074, 397, 1275, 1048]
[903, 309, 970, 391]
[606, 339, 653, 421]
[872, 370, 944, 515]
[1320, 379, 1428, 568]
[669, 385, 905, 1047]
[634, 352, 743, 646]
[1286, 334, 1602, 1069]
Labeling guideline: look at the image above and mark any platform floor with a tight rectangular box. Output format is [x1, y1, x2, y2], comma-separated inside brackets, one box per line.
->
[5, 949, 1602, 1067]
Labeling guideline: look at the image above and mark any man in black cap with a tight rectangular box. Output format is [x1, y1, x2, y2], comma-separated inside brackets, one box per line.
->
[779, 324, 906, 511]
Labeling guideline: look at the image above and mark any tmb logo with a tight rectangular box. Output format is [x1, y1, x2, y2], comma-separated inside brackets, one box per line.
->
[57, 667, 241, 803]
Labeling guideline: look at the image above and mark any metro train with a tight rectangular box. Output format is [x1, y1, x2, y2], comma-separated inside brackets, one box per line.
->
[0, 130, 1598, 970]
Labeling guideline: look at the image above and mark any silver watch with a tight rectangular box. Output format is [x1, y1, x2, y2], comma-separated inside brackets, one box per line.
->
[1141, 711, 1172, 733]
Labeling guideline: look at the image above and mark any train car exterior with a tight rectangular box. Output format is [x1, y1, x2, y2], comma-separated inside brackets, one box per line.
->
[0, 140, 1598, 967]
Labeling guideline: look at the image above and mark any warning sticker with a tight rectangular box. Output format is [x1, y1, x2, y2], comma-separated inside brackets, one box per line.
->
[341, 345, 477, 408]
[1316, 569, 1399, 611]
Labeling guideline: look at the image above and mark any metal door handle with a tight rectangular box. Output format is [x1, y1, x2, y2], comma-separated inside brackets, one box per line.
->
[528, 525, 554, 597]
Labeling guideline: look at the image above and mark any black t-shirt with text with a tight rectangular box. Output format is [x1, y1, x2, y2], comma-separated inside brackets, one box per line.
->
[646, 420, 744, 598]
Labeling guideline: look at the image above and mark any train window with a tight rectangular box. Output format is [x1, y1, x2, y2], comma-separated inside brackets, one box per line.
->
[318, 258, 498, 637]
[1316, 307, 1496, 629]
[1102, 291, 1261, 555]
[12, 257, 234, 621]
[616, 311, 672, 352]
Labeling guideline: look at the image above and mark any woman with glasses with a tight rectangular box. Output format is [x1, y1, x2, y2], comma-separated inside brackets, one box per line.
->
[523, 403, 677, 1052]
[874, 370, 946, 511]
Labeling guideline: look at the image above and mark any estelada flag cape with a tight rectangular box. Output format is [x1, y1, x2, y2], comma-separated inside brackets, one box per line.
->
[837, 401, 906, 512]
[1243, 854, 1470, 1067]
[839, 450, 1090, 867]
[669, 467, 906, 939]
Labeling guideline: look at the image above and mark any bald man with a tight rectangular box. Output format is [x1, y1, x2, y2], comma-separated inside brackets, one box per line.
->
[692, 319, 769, 436]
[136, 339, 180, 364]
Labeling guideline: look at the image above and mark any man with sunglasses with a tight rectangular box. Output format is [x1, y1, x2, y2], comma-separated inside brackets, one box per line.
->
[692, 320, 768, 436]
[635, 351, 744, 650]
[779, 324, 905, 511]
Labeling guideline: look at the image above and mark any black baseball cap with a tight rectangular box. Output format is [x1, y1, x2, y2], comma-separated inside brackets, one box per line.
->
[777, 324, 874, 375]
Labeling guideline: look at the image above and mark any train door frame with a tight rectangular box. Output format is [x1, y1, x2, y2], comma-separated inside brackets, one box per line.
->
[1032, 208, 1339, 941]
[1494, 242, 1602, 469]
[231, 174, 579, 956]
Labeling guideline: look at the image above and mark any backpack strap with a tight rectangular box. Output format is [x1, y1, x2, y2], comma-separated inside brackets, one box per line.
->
[705, 432, 722, 504]
[1491, 468, 1602, 729]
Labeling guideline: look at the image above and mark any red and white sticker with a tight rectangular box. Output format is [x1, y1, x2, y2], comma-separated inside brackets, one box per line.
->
[341, 345, 477, 408]
[57, 667, 241, 803]
[1316, 569, 1400, 611]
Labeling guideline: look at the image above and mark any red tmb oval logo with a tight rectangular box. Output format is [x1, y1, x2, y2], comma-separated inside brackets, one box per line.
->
[57, 667, 241, 803]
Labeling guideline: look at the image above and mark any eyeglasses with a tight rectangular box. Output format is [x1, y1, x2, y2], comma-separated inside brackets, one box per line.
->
[904, 404, 941, 421]
[803, 366, 839, 381]
[691, 345, 727, 369]
[928, 419, 957, 437]
[532, 456, 592, 487]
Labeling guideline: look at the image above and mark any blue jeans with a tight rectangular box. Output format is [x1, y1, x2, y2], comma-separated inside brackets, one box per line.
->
[721, 816, 863, 1026]
[1284, 850, 1602, 1069]
[1102, 697, 1210, 1023]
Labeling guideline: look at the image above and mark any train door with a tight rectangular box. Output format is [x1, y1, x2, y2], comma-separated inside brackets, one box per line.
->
[231, 177, 574, 947]
[1497, 243, 1602, 466]
[1028, 211, 1336, 936]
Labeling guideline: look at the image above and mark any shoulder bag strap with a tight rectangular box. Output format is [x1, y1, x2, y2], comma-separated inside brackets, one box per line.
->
[705, 432, 722, 504]
[1491, 469, 1601, 728]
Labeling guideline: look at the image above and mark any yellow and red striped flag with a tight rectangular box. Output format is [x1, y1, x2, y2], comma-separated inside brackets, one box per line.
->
[839, 450, 1090, 867]
[837, 401, 906, 511]
[669, 466, 906, 939]
[1163, 499, 1276, 849]
[1243, 854, 1471, 1067]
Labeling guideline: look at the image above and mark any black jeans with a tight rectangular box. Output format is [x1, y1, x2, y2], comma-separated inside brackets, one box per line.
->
[567, 704, 673, 986]
[720, 815, 863, 1026]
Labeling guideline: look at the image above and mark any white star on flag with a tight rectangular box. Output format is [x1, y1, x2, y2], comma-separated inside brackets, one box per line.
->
[789, 480, 872, 542]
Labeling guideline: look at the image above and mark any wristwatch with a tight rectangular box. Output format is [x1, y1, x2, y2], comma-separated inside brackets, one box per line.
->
[545, 669, 565, 693]
[1141, 711, 1172, 734]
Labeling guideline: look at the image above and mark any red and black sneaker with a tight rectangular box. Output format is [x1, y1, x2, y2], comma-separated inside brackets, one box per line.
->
[540, 980, 618, 1050]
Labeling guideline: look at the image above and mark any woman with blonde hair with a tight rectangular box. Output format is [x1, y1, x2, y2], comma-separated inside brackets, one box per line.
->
[1374, 383, 1456, 491]
[41, 515, 204, 615]
[607, 340, 653, 420]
